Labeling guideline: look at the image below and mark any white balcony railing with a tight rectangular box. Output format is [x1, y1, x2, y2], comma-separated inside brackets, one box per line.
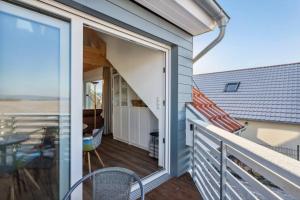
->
[186, 118, 300, 200]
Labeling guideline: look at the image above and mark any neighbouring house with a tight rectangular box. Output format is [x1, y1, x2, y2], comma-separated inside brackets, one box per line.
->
[193, 63, 300, 149]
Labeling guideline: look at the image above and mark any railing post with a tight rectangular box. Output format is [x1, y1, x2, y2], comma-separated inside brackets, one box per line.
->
[191, 123, 195, 179]
[220, 141, 227, 200]
[297, 145, 299, 161]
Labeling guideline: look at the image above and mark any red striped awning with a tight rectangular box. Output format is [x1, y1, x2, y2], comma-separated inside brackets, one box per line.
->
[192, 87, 244, 133]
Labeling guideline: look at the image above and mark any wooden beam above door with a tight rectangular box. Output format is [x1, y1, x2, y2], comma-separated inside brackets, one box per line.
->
[83, 27, 112, 72]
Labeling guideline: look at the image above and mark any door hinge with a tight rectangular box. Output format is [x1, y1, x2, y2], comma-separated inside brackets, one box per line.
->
[162, 100, 165, 106]
[163, 138, 165, 144]
[163, 67, 166, 73]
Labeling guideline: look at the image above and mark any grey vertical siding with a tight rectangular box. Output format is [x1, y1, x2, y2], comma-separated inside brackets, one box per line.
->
[57, 0, 193, 176]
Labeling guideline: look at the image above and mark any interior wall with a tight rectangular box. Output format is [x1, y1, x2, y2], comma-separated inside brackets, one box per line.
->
[99, 33, 165, 120]
[99, 33, 166, 166]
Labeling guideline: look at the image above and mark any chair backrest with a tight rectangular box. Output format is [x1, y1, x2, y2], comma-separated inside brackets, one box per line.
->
[92, 127, 104, 149]
[83, 127, 104, 151]
[63, 167, 144, 200]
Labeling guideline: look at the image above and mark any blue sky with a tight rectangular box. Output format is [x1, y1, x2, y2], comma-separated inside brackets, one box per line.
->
[193, 0, 300, 74]
[0, 11, 61, 98]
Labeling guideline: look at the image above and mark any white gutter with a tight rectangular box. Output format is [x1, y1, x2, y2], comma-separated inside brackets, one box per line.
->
[193, 0, 229, 64]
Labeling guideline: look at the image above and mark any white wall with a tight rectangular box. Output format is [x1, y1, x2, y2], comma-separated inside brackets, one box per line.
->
[101, 33, 166, 166]
[239, 119, 300, 149]
[99, 33, 165, 120]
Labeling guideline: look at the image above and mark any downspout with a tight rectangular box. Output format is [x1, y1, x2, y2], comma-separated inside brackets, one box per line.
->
[193, 0, 229, 64]
[192, 22, 226, 90]
[192, 22, 226, 64]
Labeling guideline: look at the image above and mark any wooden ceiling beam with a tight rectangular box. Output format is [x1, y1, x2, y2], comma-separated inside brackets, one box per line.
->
[83, 27, 112, 72]
[84, 54, 111, 66]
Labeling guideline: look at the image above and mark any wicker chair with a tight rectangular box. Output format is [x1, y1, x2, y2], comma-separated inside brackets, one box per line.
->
[63, 167, 144, 200]
[83, 127, 105, 173]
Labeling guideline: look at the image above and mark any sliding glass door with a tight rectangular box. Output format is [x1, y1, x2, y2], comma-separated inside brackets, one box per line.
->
[0, 2, 70, 199]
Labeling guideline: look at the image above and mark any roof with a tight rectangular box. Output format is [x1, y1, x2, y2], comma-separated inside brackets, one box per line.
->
[192, 87, 244, 133]
[193, 63, 300, 124]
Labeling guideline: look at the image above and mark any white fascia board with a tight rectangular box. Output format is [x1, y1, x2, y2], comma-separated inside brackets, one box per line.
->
[134, 0, 217, 35]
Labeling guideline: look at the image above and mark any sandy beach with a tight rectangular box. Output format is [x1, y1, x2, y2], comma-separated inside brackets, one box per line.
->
[0, 100, 60, 114]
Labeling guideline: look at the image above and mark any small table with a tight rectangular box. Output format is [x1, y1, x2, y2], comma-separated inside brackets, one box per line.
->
[0, 134, 29, 166]
[0, 134, 40, 196]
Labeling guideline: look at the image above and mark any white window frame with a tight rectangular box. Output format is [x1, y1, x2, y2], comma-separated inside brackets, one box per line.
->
[16, 0, 172, 197]
[0, 1, 72, 199]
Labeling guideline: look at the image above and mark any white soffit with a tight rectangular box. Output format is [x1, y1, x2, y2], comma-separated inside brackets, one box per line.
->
[134, 0, 217, 35]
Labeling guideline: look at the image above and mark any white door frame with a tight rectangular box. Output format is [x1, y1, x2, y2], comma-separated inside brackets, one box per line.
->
[17, 0, 172, 196]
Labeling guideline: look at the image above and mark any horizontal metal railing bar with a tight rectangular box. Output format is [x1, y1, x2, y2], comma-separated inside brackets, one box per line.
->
[227, 145, 300, 198]
[226, 183, 243, 200]
[16, 120, 67, 122]
[188, 117, 300, 200]
[194, 172, 211, 200]
[195, 168, 219, 200]
[0, 113, 69, 116]
[226, 158, 282, 200]
[194, 132, 221, 160]
[188, 119, 300, 187]
[226, 170, 258, 200]
[225, 194, 231, 200]
[195, 141, 220, 169]
[193, 123, 221, 145]
[195, 146, 220, 181]
[194, 154, 220, 191]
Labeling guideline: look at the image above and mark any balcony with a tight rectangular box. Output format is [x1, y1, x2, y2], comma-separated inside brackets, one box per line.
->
[145, 173, 202, 200]
[186, 117, 300, 200]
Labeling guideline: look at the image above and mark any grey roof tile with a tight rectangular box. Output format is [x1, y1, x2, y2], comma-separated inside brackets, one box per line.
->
[193, 63, 300, 124]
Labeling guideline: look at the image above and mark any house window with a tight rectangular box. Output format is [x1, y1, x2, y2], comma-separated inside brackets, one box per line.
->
[224, 82, 240, 92]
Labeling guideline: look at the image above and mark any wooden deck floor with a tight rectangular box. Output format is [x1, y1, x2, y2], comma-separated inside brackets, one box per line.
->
[145, 173, 202, 200]
[0, 135, 200, 200]
[83, 134, 161, 178]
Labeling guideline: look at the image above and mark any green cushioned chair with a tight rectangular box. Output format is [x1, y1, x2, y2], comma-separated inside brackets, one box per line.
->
[83, 127, 104, 173]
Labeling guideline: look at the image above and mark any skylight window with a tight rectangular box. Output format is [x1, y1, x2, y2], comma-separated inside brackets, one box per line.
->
[224, 82, 240, 92]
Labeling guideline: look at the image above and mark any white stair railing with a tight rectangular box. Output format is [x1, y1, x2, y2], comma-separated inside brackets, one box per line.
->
[187, 118, 300, 200]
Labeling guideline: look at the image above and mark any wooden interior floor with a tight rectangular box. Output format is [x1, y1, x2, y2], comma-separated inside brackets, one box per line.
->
[83, 134, 161, 178]
[145, 173, 202, 200]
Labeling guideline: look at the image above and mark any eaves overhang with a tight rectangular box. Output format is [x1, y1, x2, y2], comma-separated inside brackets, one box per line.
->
[134, 0, 229, 36]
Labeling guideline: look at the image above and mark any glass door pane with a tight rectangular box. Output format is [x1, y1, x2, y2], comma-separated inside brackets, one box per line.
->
[121, 78, 128, 106]
[0, 2, 70, 199]
[113, 75, 120, 106]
